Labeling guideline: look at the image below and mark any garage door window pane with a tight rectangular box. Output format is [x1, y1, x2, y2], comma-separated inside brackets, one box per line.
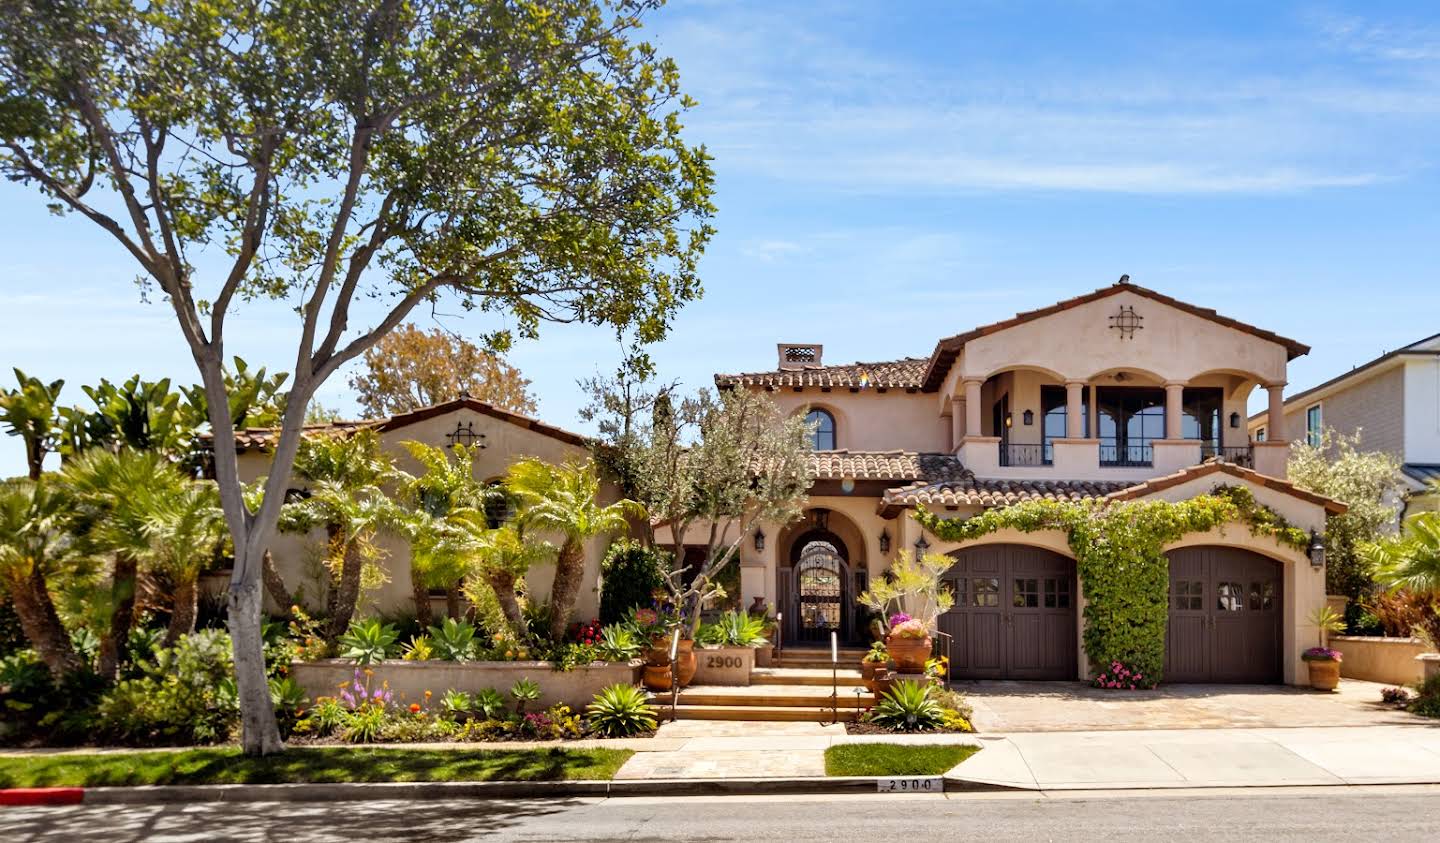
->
[1043, 577, 1071, 609]
[972, 577, 999, 607]
[1173, 580, 1204, 611]
[1217, 582, 1244, 612]
[1013, 578, 1039, 608]
[1249, 581, 1275, 611]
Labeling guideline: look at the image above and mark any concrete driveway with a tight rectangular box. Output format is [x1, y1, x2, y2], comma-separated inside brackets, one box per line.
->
[956, 678, 1432, 732]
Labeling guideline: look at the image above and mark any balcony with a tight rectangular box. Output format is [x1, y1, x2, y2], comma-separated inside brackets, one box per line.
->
[1099, 443, 1153, 468]
[1202, 444, 1254, 469]
[999, 443, 1049, 467]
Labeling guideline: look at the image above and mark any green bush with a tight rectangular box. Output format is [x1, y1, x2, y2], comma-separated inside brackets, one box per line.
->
[598, 540, 668, 624]
[427, 618, 478, 661]
[597, 625, 643, 662]
[97, 629, 240, 745]
[696, 611, 769, 647]
[1410, 673, 1440, 719]
[586, 683, 656, 737]
[337, 618, 399, 665]
[868, 680, 945, 732]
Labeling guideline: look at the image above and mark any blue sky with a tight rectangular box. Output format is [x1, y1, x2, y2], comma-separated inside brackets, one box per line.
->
[3, 1, 1439, 476]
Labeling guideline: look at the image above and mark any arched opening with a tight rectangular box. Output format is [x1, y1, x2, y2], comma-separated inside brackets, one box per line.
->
[805, 408, 836, 451]
[777, 508, 868, 645]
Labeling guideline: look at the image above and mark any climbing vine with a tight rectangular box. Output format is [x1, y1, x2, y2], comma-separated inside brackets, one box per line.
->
[915, 485, 1309, 685]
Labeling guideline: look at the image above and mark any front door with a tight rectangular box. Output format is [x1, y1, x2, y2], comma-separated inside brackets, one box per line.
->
[791, 539, 848, 644]
[940, 545, 1077, 680]
[1165, 547, 1283, 683]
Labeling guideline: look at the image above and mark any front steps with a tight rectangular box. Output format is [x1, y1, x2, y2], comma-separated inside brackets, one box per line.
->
[770, 647, 871, 671]
[651, 664, 875, 722]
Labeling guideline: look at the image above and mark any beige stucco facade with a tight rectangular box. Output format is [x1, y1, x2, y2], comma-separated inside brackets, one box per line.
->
[232, 400, 618, 622]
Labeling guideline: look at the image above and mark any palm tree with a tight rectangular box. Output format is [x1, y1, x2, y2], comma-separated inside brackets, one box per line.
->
[141, 479, 228, 644]
[506, 458, 642, 641]
[60, 448, 186, 677]
[0, 478, 84, 678]
[447, 514, 553, 633]
[1368, 506, 1440, 647]
[0, 369, 64, 480]
[394, 441, 490, 624]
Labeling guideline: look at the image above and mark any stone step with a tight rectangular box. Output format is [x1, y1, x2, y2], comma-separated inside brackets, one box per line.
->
[750, 667, 866, 687]
[651, 704, 864, 722]
[678, 685, 875, 709]
[772, 658, 869, 670]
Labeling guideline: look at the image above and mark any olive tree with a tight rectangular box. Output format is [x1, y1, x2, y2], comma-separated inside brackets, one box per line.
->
[0, 0, 713, 753]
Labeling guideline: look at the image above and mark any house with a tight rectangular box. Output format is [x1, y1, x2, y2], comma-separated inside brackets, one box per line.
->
[709, 278, 1344, 686]
[1248, 332, 1440, 517]
[219, 396, 618, 622]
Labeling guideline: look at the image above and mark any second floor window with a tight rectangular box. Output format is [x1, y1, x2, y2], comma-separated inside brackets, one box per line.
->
[1255, 427, 1267, 443]
[806, 409, 836, 451]
[1306, 405, 1322, 447]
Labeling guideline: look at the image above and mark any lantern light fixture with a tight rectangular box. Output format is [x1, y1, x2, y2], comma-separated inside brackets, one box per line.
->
[754, 528, 766, 552]
[1022, 409, 1035, 426]
[914, 533, 930, 553]
[1308, 530, 1326, 568]
[1229, 412, 1241, 429]
[879, 529, 891, 553]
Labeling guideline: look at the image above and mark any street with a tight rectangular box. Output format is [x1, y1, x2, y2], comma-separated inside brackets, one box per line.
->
[4, 787, 1440, 842]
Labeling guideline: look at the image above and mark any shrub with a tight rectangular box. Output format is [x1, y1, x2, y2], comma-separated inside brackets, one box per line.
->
[1362, 590, 1428, 638]
[427, 618, 478, 661]
[1410, 674, 1440, 719]
[269, 677, 308, 737]
[1093, 660, 1155, 690]
[1381, 686, 1412, 706]
[549, 643, 600, 672]
[586, 684, 656, 737]
[1302, 647, 1343, 662]
[863, 641, 888, 664]
[868, 680, 945, 732]
[96, 629, 239, 745]
[337, 619, 399, 665]
[696, 611, 769, 647]
[474, 687, 508, 719]
[597, 625, 643, 662]
[598, 540, 668, 625]
[440, 690, 473, 719]
[401, 634, 435, 661]
[510, 678, 541, 714]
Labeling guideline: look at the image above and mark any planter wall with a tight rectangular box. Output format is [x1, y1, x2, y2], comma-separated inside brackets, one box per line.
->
[292, 659, 642, 711]
[692, 646, 754, 685]
[1330, 636, 1429, 686]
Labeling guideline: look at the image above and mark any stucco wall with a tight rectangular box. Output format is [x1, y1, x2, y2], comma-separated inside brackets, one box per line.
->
[768, 389, 948, 452]
[236, 406, 616, 623]
[290, 659, 641, 711]
[1330, 636, 1429, 686]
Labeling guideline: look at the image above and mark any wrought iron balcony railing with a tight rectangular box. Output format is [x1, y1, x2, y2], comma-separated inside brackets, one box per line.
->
[1100, 444, 1153, 467]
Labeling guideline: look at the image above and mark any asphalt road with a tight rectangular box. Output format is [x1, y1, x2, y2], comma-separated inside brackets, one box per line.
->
[4, 787, 1440, 842]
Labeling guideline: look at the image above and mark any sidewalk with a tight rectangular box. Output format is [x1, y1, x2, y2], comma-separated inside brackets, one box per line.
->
[949, 724, 1440, 790]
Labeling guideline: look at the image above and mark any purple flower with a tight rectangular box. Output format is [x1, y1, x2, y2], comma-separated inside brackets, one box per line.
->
[888, 613, 912, 627]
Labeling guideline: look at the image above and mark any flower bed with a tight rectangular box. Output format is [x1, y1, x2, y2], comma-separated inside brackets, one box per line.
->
[291, 658, 641, 712]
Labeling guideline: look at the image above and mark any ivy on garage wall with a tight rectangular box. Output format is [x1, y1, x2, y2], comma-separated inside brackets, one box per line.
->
[914, 485, 1310, 686]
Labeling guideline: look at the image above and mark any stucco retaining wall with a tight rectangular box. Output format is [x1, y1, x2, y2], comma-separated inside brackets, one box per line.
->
[291, 659, 642, 711]
[1331, 636, 1431, 686]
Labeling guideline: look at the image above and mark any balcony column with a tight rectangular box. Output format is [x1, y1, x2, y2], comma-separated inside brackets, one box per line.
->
[1164, 381, 1185, 441]
[1087, 387, 1099, 439]
[950, 396, 965, 450]
[1267, 383, 1287, 441]
[963, 379, 983, 439]
[1065, 381, 1085, 439]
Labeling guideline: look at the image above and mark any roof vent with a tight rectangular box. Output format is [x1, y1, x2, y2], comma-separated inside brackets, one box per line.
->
[778, 343, 823, 370]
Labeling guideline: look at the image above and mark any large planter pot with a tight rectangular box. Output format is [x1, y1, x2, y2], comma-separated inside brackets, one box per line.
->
[693, 645, 754, 685]
[871, 668, 895, 699]
[676, 639, 697, 687]
[642, 664, 674, 692]
[754, 644, 774, 668]
[1306, 658, 1341, 691]
[886, 634, 932, 673]
[861, 658, 888, 693]
[1418, 653, 1440, 682]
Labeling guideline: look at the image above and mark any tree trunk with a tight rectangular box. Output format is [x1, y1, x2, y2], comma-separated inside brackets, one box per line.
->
[547, 538, 585, 642]
[486, 570, 525, 633]
[227, 571, 283, 755]
[97, 552, 139, 679]
[322, 524, 343, 621]
[6, 568, 83, 679]
[323, 538, 365, 641]
[165, 571, 199, 647]
[411, 564, 434, 628]
[445, 584, 462, 620]
[260, 549, 292, 615]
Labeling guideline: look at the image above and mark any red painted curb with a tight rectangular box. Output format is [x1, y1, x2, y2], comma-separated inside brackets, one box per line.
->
[0, 788, 85, 806]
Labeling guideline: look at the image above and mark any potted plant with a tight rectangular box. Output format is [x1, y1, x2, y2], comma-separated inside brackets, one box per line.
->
[886, 615, 932, 673]
[749, 600, 777, 668]
[861, 641, 889, 692]
[858, 550, 954, 674]
[1303, 606, 1346, 691]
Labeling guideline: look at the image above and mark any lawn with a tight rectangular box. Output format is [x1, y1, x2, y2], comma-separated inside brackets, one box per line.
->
[824, 743, 978, 777]
[0, 747, 634, 788]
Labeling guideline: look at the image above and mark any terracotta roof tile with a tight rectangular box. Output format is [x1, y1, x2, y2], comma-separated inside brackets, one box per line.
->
[1103, 459, 1348, 514]
[717, 357, 928, 390]
[881, 472, 1129, 514]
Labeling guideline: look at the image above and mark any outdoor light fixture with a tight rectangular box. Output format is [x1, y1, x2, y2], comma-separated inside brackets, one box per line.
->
[1005, 413, 1013, 429]
[1022, 409, 1035, 426]
[879, 529, 891, 553]
[446, 420, 486, 449]
[914, 533, 930, 553]
[1308, 530, 1326, 568]
[754, 529, 766, 552]
[1229, 412, 1241, 429]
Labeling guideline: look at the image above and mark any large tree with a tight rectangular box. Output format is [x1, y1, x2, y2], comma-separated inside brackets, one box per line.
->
[350, 324, 538, 417]
[0, 0, 712, 753]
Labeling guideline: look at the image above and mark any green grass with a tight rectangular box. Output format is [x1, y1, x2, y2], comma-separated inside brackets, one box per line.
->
[0, 746, 634, 788]
[824, 743, 978, 777]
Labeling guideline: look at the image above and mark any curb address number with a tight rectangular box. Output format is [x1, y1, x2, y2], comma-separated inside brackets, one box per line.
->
[877, 777, 942, 793]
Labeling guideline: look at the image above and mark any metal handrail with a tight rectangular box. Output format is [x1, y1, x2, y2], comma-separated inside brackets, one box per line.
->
[668, 628, 681, 723]
[829, 631, 839, 726]
[932, 630, 954, 682]
[998, 443, 1047, 467]
[1100, 443, 1153, 467]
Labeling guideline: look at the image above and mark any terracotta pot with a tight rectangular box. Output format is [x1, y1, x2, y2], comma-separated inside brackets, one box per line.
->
[886, 634, 933, 673]
[1306, 658, 1341, 691]
[754, 644, 774, 668]
[646, 634, 673, 667]
[676, 639, 697, 687]
[860, 658, 887, 693]
[871, 668, 895, 699]
[642, 664, 674, 691]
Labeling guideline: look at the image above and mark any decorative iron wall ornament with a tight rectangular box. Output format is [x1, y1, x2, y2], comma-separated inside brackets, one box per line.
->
[1109, 305, 1144, 339]
[446, 420, 487, 449]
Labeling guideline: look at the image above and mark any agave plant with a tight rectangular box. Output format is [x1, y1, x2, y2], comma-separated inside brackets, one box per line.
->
[586, 683, 656, 737]
[474, 687, 508, 720]
[336, 618, 399, 665]
[868, 679, 945, 732]
[427, 617, 478, 661]
[597, 625, 644, 662]
[510, 677, 542, 715]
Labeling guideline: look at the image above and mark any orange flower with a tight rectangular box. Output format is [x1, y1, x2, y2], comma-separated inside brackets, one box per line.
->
[424, 690, 432, 699]
[409, 703, 421, 713]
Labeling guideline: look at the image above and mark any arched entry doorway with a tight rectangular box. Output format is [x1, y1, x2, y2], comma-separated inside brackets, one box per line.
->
[777, 509, 867, 645]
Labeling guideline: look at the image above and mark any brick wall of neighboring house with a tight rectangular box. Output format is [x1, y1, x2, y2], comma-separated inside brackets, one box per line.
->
[1281, 364, 1406, 459]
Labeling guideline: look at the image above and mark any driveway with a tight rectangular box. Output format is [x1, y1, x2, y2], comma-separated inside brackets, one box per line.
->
[955, 678, 1432, 732]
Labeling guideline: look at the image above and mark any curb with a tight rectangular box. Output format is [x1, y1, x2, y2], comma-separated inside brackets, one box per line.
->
[5, 776, 1004, 805]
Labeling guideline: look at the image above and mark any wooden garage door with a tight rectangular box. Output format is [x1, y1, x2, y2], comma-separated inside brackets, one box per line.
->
[939, 545, 1077, 680]
[1166, 547, 1282, 684]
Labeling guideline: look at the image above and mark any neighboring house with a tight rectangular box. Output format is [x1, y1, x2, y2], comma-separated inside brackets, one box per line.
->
[1248, 332, 1440, 517]
[210, 397, 617, 622]
[700, 279, 1344, 686]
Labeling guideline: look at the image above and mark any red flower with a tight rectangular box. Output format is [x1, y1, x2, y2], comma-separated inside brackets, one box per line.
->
[409, 703, 421, 713]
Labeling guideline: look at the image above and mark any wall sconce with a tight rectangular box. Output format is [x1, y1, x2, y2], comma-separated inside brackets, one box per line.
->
[754, 529, 766, 552]
[879, 529, 891, 553]
[1229, 412, 1241, 429]
[1022, 409, 1035, 426]
[1004, 413, 1013, 429]
[914, 533, 930, 553]
[1308, 530, 1326, 568]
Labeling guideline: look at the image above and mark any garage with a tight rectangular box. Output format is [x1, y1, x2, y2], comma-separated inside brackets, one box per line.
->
[939, 545, 1078, 680]
[1166, 546, 1283, 684]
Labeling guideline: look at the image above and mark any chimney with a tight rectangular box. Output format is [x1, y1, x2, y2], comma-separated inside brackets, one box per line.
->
[777, 343, 823, 370]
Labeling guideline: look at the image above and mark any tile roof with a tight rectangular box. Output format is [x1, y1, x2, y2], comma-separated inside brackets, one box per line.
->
[880, 473, 1128, 514]
[1103, 459, 1348, 514]
[1402, 463, 1440, 489]
[808, 450, 962, 481]
[716, 357, 929, 390]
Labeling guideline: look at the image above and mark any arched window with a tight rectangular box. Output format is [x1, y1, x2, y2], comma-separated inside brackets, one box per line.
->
[805, 409, 836, 450]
